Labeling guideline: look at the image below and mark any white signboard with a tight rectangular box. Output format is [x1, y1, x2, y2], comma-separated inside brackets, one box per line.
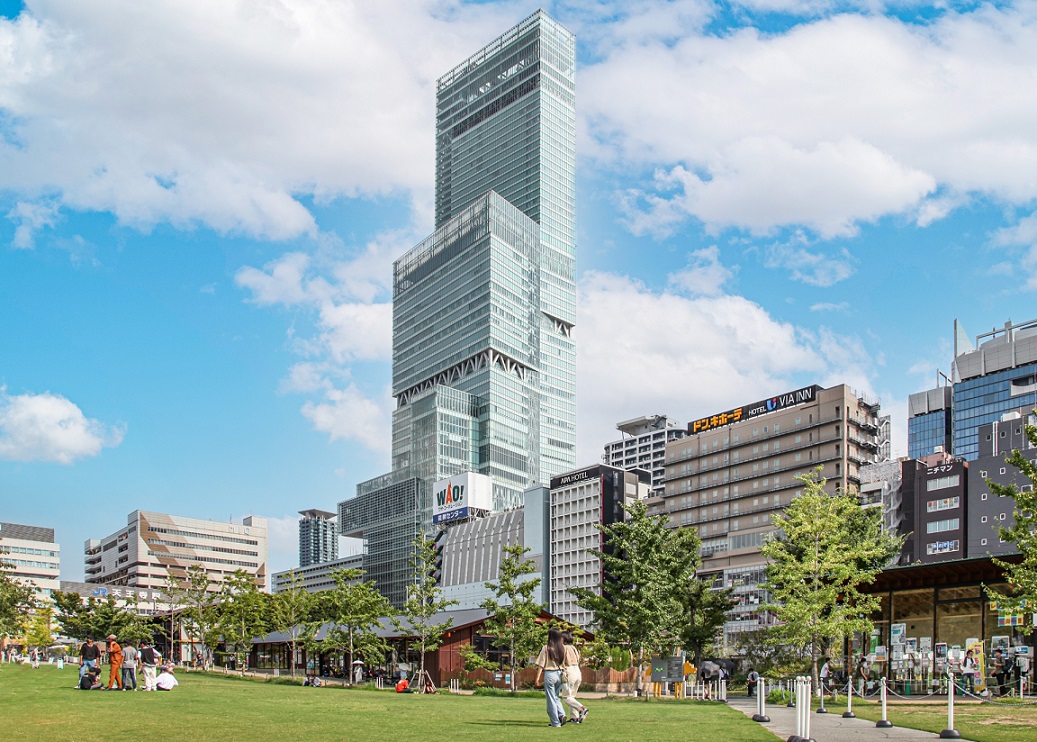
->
[432, 472, 493, 524]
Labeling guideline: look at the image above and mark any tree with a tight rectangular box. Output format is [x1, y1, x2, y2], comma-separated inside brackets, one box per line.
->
[181, 565, 220, 669]
[481, 543, 546, 694]
[987, 413, 1037, 631]
[161, 572, 189, 664]
[317, 568, 392, 684]
[51, 592, 146, 644]
[458, 641, 496, 687]
[218, 569, 270, 674]
[676, 577, 735, 667]
[762, 470, 888, 691]
[269, 570, 317, 677]
[0, 564, 36, 640]
[395, 532, 459, 691]
[25, 605, 54, 651]
[570, 500, 699, 697]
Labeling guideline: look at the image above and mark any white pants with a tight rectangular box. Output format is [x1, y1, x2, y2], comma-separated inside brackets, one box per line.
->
[560, 667, 585, 714]
[142, 665, 157, 691]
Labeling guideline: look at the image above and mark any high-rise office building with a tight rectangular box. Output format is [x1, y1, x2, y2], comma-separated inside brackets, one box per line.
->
[548, 464, 650, 627]
[298, 509, 338, 568]
[341, 11, 577, 606]
[603, 415, 687, 496]
[85, 511, 268, 591]
[909, 318, 1037, 460]
[654, 384, 885, 647]
[0, 522, 60, 600]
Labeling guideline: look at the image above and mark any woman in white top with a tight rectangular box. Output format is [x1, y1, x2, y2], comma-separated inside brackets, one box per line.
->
[961, 649, 977, 695]
[560, 633, 588, 723]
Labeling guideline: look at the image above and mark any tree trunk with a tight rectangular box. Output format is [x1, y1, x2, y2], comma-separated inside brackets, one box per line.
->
[637, 646, 645, 699]
[510, 637, 517, 694]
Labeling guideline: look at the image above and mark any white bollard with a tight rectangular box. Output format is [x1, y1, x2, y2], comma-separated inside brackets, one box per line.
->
[876, 676, 893, 728]
[843, 677, 855, 718]
[753, 678, 770, 723]
[939, 672, 961, 739]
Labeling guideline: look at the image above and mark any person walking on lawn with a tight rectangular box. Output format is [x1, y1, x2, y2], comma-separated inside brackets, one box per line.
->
[560, 632, 588, 724]
[535, 628, 569, 727]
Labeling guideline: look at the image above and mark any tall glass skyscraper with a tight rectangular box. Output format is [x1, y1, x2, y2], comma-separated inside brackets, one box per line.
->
[394, 10, 576, 507]
[341, 11, 577, 605]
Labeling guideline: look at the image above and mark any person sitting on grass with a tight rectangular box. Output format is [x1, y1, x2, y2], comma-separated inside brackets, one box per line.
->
[395, 677, 411, 693]
[79, 667, 103, 690]
[156, 666, 179, 692]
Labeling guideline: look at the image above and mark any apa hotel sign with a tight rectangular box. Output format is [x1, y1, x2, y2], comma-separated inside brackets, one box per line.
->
[432, 472, 493, 524]
[689, 385, 822, 435]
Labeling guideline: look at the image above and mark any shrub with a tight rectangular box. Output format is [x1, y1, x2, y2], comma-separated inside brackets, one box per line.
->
[766, 688, 792, 705]
[473, 687, 543, 699]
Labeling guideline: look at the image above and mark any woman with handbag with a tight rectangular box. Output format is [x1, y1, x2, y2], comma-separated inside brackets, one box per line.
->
[561, 633, 588, 723]
[534, 628, 569, 727]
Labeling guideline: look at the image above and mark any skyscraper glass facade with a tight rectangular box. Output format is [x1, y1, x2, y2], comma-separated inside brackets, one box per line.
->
[339, 11, 577, 606]
[908, 410, 952, 460]
[298, 510, 338, 568]
[432, 10, 576, 484]
[952, 363, 1037, 460]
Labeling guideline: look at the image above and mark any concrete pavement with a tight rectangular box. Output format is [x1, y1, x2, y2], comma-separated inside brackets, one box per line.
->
[727, 694, 976, 742]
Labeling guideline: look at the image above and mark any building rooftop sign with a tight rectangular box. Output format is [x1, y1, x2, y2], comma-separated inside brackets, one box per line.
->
[689, 385, 823, 435]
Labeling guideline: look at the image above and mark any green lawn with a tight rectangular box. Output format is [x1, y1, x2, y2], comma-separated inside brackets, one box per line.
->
[848, 698, 1037, 742]
[0, 664, 777, 741]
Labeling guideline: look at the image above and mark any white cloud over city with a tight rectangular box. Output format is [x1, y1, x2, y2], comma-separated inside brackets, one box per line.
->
[0, 387, 125, 464]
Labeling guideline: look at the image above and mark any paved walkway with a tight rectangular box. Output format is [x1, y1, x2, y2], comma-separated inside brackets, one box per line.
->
[727, 695, 976, 742]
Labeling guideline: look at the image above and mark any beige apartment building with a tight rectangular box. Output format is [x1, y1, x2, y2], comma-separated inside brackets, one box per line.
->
[0, 521, 60, 600]
[85, 511, 268, 592]
[651, 384, 886, 647]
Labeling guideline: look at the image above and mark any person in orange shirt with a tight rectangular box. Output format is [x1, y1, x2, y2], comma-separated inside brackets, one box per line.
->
[106, 634, 124, 690]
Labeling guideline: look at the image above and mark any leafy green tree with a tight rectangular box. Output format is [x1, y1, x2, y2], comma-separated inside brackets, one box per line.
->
[52, 592, 144, 643]
[395, 533, 458, 691]
[181, 565, 220, 669]
[25, 605, 53, 650]
[218, 569, 270, 674]
[762, 470, 887, 691]
[458, 641, 496, 687]
[269, 570, 317, 677]
[570, 500, 699, 697]
[987, 413, 1037, 630]
[0, 553, 36, 639]
[51, 590, 91, 641]
[481, 543, 546, 694]
[676, 577, 735, 666]
[317, 568, 392, 684]
[161, 572, 189, 664]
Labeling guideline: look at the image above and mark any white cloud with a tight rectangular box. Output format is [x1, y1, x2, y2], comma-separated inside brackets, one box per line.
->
[809, 301, 849, 312]
[0, 1, 518, 240]
[7, 200, 58, 248]
[765, 240, 856, 287]
[668, 245, 735, 296]
[575, 270, 828, 462]
[301, 383, 392, 455]
[0, 387, 124, 464]
[235, 233, 406, 452]
[584, 7, 1037, 236]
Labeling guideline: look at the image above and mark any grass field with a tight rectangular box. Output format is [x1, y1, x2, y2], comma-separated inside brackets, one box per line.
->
[0, 664, 778, 742]
[849, 698, 1037, 742]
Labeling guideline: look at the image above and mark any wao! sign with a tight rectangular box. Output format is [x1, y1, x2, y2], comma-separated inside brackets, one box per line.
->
[432, 472, 493, 524]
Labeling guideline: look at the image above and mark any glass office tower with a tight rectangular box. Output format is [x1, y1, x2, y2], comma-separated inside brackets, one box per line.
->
[907, 318, 1037, 461]
[341, 11, 577, 605]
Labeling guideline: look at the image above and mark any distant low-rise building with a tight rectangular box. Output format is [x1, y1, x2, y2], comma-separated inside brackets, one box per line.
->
[0, 522, 60, 601]
[85, 511, 268, 592]
[271, 553, 364, 594]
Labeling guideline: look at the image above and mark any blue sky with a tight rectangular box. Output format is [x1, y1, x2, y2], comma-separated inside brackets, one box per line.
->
[2, 1, 1036, 580]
